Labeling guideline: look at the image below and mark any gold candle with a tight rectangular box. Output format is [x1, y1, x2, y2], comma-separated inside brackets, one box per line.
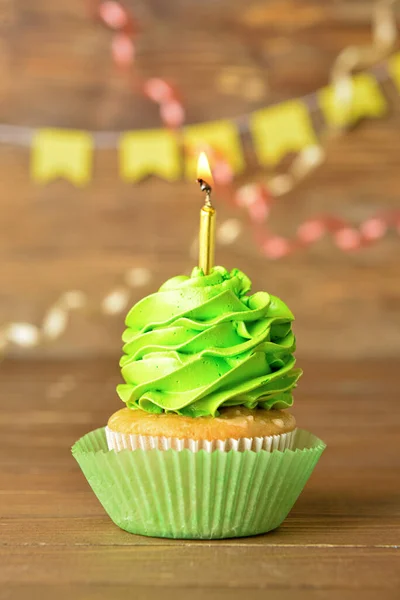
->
[197, 152, 216, 275]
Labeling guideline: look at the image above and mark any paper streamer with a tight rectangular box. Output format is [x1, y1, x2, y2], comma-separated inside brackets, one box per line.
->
[96, 0, 185, 128]
[232, 183, 400, 258]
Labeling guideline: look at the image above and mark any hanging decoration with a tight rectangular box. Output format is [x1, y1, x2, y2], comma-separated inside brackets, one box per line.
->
[120, 129, 181, 182]
[319, 73, 387, 127]
[221, 184, 400, 259]
[31, 129, 93, 187]
[0, 52, 398, 187]
[251, 100, 318, 167]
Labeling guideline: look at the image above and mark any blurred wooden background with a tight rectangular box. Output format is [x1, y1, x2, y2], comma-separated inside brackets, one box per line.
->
[0, 0, 399, 359]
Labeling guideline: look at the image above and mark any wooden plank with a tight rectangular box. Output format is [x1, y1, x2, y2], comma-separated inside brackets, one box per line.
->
[2, 586, 397, 600]
[1, 546, 399, 589]
[1, 511, 399, 547]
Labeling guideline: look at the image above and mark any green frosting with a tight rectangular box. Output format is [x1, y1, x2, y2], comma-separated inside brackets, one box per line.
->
[117, 266, 302, 417]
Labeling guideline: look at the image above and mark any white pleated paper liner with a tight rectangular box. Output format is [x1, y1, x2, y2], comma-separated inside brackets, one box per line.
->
[105, 426, 296, 453]
[72, 427, 325, 540]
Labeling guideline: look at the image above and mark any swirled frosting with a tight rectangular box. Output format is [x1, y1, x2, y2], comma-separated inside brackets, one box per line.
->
[117, 266, 302, 417]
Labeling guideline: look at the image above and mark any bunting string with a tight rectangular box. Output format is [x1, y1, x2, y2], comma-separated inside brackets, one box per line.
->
[1, 56, 398, 154]
[1, 0, 399, 182]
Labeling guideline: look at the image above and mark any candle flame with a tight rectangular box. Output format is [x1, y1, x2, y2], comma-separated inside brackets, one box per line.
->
[197, 152, 213, 185]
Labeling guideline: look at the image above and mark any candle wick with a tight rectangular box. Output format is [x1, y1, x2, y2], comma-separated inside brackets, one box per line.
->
[197, 178, 213, 207]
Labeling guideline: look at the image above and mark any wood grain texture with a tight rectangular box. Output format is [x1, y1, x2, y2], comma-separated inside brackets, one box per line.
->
[0, 0, 399, 360]
[0, 359, 399, 599]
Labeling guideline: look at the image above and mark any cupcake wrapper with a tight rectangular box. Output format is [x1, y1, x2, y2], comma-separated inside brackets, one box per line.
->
[105, 426, 296, 453]
[72, 428, 325, 540]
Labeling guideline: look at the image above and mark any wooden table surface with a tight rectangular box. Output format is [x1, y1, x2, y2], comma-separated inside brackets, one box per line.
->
[1, 358, 399, 599]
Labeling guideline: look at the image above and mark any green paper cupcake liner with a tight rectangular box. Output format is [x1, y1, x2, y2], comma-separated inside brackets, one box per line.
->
[72, 428, 325, 539]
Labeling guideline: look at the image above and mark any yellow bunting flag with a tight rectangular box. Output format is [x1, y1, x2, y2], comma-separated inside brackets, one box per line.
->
[319, 73, 387, 128]
[388, 51, 400, 93]
[120, 129, 181, 182]
[31, 129, 92, 186]
[251, 100, 317, 167]
[184, 120, 244, 180]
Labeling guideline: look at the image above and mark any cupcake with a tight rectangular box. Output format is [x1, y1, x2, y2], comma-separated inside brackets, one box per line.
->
[73, 266, 325, 539]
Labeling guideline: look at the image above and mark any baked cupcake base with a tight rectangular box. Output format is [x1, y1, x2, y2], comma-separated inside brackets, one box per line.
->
[72, 427, 325, 539]
[106, 406, 297, 452]
[105, 426, 296, 452]
[108, 406, 296, 439]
